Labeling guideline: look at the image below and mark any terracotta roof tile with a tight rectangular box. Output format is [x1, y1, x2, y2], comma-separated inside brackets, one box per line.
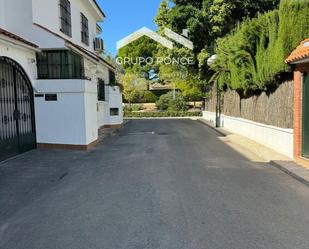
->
[285, 38, 309, 64]
[0, 28, 38, 48]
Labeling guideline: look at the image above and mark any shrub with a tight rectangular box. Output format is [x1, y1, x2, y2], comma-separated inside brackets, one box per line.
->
[156, 91, 189, 111]
[168, 97, 188, 112]
[142, 91, 159, 103]
[156, 92, 171, 110]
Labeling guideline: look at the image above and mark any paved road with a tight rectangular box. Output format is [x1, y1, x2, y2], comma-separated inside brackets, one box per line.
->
[0, 119, 309, 249]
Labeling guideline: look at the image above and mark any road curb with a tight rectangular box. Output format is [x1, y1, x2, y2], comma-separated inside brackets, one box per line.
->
[197, 119, 228, 137]
[269, 161, 309, 187]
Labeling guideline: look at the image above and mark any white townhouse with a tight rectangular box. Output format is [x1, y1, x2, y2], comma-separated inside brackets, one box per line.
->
[0, 0, 123, 161]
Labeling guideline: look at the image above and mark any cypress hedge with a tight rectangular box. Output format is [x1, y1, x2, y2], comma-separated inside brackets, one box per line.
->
[212, 0, 309, 92]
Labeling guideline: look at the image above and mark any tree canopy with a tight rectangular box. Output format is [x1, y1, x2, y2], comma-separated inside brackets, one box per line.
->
[118, 0, 307, 101]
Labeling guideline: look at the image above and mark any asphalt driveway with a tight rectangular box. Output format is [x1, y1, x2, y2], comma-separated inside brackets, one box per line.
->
[0, 119, 308, 249]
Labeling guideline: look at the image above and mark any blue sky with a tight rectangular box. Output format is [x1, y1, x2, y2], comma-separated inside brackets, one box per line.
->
[97, 0, 163, 56]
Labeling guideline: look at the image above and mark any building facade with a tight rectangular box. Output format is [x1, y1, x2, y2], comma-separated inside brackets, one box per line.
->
[0, 0, 123, 161]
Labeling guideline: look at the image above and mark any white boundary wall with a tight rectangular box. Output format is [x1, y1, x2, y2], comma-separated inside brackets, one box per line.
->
[97, 86, 123, 127]
[106, 86, 123, 126]
[203, 111, 294, 158]
[35, 79, 98, 145]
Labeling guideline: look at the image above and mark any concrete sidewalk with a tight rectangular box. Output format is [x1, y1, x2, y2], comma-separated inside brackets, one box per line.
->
[198, 118, 309, 187]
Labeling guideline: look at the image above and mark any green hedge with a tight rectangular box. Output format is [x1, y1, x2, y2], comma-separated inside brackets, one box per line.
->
[124, 111, 202, 118]
[212, 0, 309, 92]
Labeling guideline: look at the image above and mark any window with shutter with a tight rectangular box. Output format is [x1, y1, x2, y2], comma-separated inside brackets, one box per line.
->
[37, 50, 85, 79]
[81, 13, 89, 46]
[59, 0, 72, 37]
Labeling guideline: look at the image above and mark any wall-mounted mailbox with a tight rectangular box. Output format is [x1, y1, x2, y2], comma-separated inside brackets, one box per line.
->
[45, 94, 57, 101]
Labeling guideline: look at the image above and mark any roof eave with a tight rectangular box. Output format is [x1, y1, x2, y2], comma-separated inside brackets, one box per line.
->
[89, 0, 106, 21]
[33, 23, 115, 70]
[0, 35, 40, 52]
[287, 57, 309, 65]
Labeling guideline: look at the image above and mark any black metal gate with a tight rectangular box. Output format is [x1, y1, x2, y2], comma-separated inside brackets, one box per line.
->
[0, 57, 36, 161]
[302, 74, 309, 158]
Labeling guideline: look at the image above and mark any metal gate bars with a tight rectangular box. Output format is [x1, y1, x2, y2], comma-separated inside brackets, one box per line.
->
[0, 57, 36, 161]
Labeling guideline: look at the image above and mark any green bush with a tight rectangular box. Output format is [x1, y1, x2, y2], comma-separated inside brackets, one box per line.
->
[168, 96, 188, 112]
[124, 90, 159, 103]
[212, 0, 309, 92]
[155, 92, 171, 110]
[124, 104, 144, 112]
[156, 91, 189, 111]
[142, 91, 159, 103]
[124, 111, 202, 118]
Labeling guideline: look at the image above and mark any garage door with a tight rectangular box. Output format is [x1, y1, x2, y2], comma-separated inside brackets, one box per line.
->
[0, 57, 36, 161]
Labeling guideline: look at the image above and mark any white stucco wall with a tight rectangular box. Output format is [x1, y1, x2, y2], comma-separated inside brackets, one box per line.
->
[35, 92, 87, 145]
[95, 63, 123, 127]
[2, 0, 101, 50]
[2, 0, 65, 49]
[31, 0, 99, 52]
[34, 79, 98, 145]
[0, 39, 37, 83]
[97, 101, 109, 127]
[203, 111, 294, 158]
[97, 86, 123, 127]
[96, 63, 109, 82]
[0, 50, 102, 146]
[107, 86, 123, 125]
[1, 0, 122, 148]
[84, 90, 99, 144]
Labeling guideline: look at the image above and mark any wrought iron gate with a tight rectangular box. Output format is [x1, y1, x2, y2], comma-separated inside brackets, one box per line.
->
[0, 57, 36, 161]
[302, 74, 309, 158]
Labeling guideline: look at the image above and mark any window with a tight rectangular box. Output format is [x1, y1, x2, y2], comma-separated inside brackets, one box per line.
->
[110, 108, 119, 116]
[37, 50, 85, 79]
[109, 69, 116, 85]
[97, 79, 105, 101]
[81, 13, 89, 46]
[59, 0, 72, 37]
